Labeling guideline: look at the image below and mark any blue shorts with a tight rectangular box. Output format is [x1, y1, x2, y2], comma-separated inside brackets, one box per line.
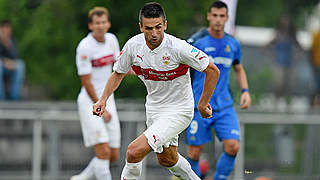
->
[186, 107, 240, 145]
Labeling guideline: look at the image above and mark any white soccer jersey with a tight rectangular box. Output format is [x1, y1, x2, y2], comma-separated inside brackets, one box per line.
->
[113, 33, 210, 112]
[76, 32, 120, 97]
[76, 32, 121, 147]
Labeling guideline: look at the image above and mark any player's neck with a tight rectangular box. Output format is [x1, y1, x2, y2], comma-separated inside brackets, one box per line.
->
[208, 27, 224, 39]
[92, 33, 105, 43]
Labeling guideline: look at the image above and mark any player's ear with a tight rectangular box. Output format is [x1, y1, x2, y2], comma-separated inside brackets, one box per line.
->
[106, 21, 111, 31]
[139, 22, 143, 32]
[164, 20, 167, 31]
[207, 12, 210, 21]
[88, 22, 93, 31]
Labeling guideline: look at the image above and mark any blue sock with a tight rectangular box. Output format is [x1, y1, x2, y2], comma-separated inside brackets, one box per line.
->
[187, 157, 201, 177]
[214, 152, 236, 180]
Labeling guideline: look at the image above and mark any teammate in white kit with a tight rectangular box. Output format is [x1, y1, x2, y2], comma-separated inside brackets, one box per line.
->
[71, 7, 121, 180]
[93, 2, 220, 180]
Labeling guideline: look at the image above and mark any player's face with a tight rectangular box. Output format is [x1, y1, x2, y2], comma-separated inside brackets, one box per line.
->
[207, 7, 228, 32]
[139, 16, 167, 50]
[89, 14, 110, 38]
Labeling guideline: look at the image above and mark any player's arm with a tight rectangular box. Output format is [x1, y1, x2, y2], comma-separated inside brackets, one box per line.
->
[233, 64, 251, 109]
[198, 62, 220, 118]
[80, 74, 99, 102]
[93, 71, 126, 116]
[179, 41, 219, 118]
[81, 74, 112, 122]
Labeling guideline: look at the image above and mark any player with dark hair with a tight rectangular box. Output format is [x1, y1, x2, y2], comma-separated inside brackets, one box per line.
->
[186, 1, 251, 180]
[93, 2, 220, 180]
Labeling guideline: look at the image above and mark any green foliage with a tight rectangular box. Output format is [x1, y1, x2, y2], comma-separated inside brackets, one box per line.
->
[0, 0, 317, 100]
[115, 75, 147, 99]
[237, 0, 319, 27]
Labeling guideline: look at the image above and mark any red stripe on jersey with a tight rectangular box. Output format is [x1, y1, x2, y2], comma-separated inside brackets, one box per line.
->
[131, 64, 189, 81]
[92, 54, 114, 67]
[199, 56, 206, 60]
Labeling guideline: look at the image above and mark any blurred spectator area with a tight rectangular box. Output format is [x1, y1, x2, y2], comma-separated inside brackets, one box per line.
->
[232, 25, 315, 102]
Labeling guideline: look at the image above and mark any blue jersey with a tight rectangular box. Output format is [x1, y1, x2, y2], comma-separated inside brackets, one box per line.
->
[189, 29, 242, 111]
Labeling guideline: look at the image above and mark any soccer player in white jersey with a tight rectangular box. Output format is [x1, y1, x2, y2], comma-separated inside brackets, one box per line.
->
[71, 7, 121, 180]
[93, 2, 220, 180]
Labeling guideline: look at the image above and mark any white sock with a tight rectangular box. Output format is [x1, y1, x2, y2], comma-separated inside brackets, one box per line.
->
[93, 157, 112, 180]
[120, 161, 142, 180]
[78, 157, 95, 179]
[168, 153, 201, 180]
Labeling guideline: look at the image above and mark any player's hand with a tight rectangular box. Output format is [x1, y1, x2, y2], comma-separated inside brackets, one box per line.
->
[102, 110, 112, 123]
[240, 92, 251, 109]
[93, 100, 106, 117]
[198, 104, 212, 118]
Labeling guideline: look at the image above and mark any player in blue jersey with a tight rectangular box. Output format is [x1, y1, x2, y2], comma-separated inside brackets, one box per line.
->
[185, 1, 251, 180]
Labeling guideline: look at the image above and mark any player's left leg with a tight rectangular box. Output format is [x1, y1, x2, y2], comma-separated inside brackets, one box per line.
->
[157, 145, 200, 180]
[185, 109, 214, 178]
[214, 139, 239, 180]
[213, 107, 240, 180]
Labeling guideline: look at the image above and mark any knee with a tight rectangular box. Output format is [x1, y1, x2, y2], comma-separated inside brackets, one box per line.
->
[126, 143, 145, 163]
[94, 143, 111, 160]
[224, 141, 240, 156]
[187, 145, 202, 160]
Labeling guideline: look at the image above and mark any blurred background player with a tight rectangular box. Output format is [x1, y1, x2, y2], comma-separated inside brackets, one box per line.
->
[72, 7, 121, 180]
[185, 1, 251, 179]
[93, 2, 220, 180]
[0, 20, 25, 100]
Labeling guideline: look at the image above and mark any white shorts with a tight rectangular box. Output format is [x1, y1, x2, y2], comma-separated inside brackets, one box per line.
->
[143, 111, 193, 153]
[77, 93, 121, 148]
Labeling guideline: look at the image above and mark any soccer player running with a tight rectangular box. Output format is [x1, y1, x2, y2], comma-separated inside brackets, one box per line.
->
[72, 7, 121, 180]
[93, 2, 220, 180]
[185, 1, 251, 180]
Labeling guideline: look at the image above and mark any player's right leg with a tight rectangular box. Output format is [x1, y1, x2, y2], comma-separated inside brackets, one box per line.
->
[186, 145, 204, 177]
[213, 107, 240, 180]
[186, 109, 214, 178]
[121, 134, 152, 180]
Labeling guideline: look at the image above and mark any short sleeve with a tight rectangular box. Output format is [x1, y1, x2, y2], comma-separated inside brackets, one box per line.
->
[110, 34, 120, 61]
[179, 40, 209, 72]
[76, 45, 92, 76]
[113, 41, 133, 73]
